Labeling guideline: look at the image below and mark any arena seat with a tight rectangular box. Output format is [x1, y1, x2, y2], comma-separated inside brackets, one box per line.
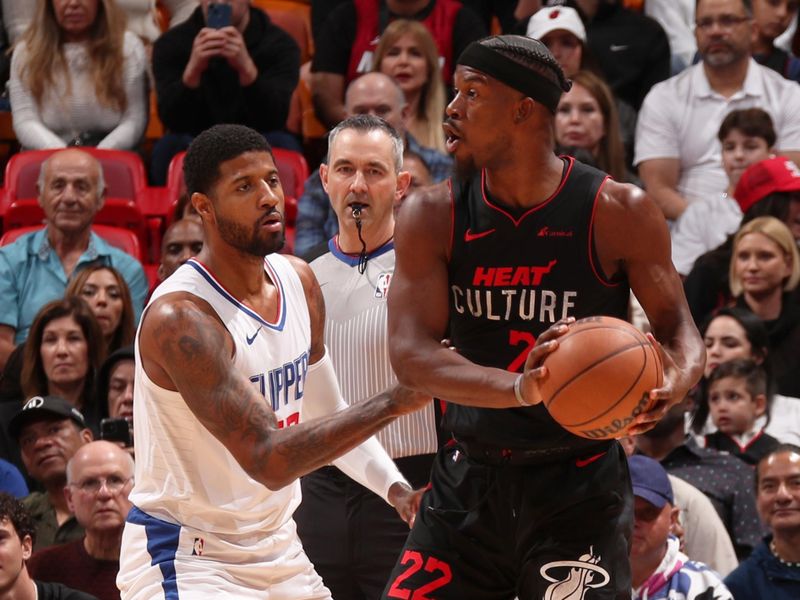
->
[0, 224, 143, 261]
[251, 0, 314, 63]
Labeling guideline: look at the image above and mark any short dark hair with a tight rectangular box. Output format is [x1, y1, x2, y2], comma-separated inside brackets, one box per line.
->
[718, 108, 776, 148]
[0, 493, 35, 544]
[707, 358, 768, 399]
[183, 125, 272, 197]
[755, 443, 800, 492]
[477, 35, 570, 94]
[327, 114, 405, 171]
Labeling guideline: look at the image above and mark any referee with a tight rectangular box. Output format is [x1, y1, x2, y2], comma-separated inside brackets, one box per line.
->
[293, 114, 438, 599]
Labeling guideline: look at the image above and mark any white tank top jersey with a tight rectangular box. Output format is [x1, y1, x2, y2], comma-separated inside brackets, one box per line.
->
[129, 254, 310, 536]
[311, 239, 437, 459]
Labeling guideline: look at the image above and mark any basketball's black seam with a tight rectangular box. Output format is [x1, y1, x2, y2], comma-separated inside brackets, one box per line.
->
[544, 338, 646, 414]
[559, 345, 648, 427]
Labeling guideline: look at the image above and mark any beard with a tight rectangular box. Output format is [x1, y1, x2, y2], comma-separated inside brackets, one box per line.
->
[216, 211, 285, 257]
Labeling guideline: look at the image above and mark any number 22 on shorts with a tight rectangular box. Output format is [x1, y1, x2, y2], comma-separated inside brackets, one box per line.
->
[387, 550, 453, 599]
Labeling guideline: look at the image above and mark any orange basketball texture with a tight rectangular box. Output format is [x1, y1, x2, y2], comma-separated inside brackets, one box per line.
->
[539, 316, 663, 440]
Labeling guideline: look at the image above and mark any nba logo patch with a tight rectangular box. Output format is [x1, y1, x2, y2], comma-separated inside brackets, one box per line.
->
[375, 272, 392, 298]
[192, 537, 204, 556]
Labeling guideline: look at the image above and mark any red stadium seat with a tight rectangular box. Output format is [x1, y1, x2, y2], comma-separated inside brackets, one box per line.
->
[3, 148, 148, 204]
[0, 224, 143, 261]
[1, 149, 150, 255]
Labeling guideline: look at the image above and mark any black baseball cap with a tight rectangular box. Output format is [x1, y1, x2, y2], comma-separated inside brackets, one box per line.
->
[8, 395, 87, 439]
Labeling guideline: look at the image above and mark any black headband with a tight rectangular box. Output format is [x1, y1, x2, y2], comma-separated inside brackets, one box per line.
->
[457, 43, 568, 113]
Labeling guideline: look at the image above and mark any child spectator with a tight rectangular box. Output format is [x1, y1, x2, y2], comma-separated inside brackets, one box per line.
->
[671, 108, 776, 276]
[704, 358, 781, 465]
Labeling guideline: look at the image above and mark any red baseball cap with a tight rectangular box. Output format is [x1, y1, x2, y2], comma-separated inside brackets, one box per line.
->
[734, 156, 800, 214]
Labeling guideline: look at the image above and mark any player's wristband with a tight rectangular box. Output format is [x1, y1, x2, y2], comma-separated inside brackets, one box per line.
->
[514, 374, 532, 407]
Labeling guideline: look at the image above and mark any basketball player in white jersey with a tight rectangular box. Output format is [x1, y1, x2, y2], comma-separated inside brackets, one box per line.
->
[294, 115, 439, 598]
[116, 124, 430, 599]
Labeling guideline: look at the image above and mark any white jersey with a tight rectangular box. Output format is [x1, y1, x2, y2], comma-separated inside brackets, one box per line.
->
[129, 255, 310, 536]
[311, 239, 437, 459]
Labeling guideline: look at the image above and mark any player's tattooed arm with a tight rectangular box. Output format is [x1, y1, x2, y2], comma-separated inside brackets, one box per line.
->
[140, 294, 424, 490]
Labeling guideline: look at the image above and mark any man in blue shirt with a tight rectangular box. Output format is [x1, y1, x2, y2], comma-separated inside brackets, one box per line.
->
[0, 149, 147, 369]
[294, 72, 452, 259]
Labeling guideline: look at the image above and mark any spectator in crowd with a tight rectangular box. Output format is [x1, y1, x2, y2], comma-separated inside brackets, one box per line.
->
[310, 0, 486, 128]
[724, 444, 800, 599]
[574, 0, 671, 111]
[150, 0, 301, 184]
[635, 395, 765, 560]
[399, 149, 433, 205]
[730, 216, 800, 398]
[9, 0, 147, 150]
[0, 149, 147, 370]
[66, 265, 135, 357]
[628, 455, 733, 600]
[527, 5, 638, 168]
[8, 396, 93, 551]
[526, 5, 589, 80]
[752, 0, 800, 82]
[635, 0, 800, 221]
[373, 19, 447, 153]
[684, 155, 800, 327]
[554, 69, 629, 182]
[671, 108, 776, 277]
[698, 306, 800, 445]
[704, 358, 780, 464]
[294, 115, 437, 599]
[157, 218, 204, 281]
[0, 492, 98, 600]
[28, 441, 134, 600]
[0, 460, 28, 499]
[95, 346, 134, 449]
[21, 298, 106, 430]
[294, 72, 452, 259]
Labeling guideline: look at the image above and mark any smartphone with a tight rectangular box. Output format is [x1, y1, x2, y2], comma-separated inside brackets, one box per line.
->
[100, 417, 132, 447]
[207, 2, 232, 29]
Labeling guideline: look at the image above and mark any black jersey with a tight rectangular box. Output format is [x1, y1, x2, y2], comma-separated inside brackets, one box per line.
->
[445, 157, 630, 449]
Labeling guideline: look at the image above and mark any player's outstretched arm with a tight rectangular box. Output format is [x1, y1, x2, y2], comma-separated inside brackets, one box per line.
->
[387, 184, 558, 409]
[139, 294, 428, 491]
[595, 181, 705, 432]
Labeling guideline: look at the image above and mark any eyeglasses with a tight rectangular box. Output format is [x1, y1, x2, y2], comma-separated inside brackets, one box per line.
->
[695, 15, 751, 31]
[71, 475, 132, 495]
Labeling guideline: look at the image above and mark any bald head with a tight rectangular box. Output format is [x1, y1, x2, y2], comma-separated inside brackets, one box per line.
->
[38, 149, 105, 197]
[67, 440, 134, 484]
[344, 72, 409, 134]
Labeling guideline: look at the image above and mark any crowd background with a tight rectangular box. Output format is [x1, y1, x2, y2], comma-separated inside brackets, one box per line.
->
[0, 1, 798, 599]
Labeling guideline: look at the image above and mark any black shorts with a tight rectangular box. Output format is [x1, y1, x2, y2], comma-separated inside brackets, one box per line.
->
[382, 441, 633, 600]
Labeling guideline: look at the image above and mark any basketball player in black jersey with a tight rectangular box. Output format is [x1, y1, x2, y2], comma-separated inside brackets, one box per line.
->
[382, 36, 706, 599]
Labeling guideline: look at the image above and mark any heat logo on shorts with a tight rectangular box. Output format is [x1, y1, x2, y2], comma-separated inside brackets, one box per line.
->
[540, 546, 610, 600]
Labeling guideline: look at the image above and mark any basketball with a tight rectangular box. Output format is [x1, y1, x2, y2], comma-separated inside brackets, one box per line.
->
[539, 316, 663, 440]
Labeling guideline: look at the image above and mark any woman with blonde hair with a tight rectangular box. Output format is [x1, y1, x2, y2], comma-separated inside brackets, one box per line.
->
[555, 69, 629, 183]
[373, 19, 447, 153]
[729, 216, 800, 397]
[9, 0, 147, 150]
[65, 264, 135, 356]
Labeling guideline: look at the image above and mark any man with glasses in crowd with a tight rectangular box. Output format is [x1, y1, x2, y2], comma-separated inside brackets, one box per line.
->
[27, 441, 134, 600]
[635, 0, 800, 222]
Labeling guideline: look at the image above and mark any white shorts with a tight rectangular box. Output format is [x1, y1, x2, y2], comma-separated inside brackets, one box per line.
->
[117, 506, 331, 599]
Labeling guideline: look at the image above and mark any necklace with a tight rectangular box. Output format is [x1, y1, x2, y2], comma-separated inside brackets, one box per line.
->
[770, 540, 800, 568]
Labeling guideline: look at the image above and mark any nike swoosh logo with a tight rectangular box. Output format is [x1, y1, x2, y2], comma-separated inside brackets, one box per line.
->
[464, 228, 496, 242]
[610, 44, 628, 52]
[575, 451, 607, 468]
[246, 326, 262, 345]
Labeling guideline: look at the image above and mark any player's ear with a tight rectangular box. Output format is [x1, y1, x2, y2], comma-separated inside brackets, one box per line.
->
[753, 393, 767, 417]
[514, 97, 535, 123]
[192, 192, 214, 223]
